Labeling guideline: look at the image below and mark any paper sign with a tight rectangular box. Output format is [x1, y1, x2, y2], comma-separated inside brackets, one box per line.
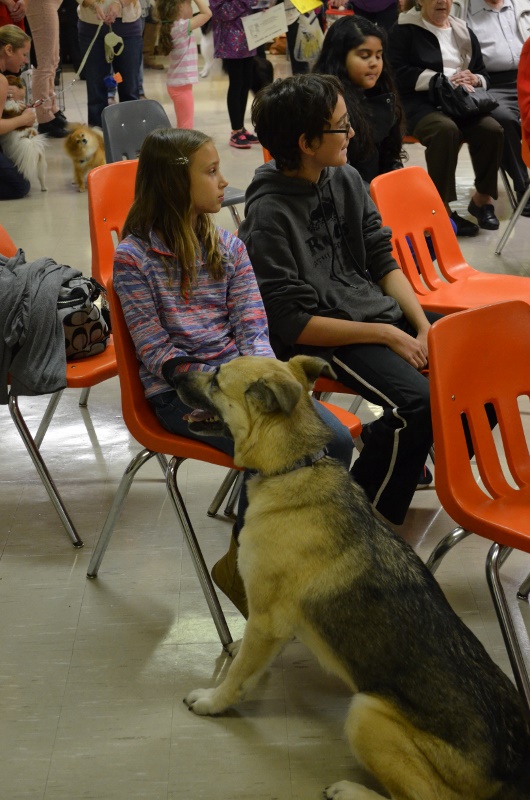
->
[242, 3, 288, 51]
[290, 0, 323, 13]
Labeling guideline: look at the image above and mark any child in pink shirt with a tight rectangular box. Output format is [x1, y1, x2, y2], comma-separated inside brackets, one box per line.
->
[158, 0, 212, 129]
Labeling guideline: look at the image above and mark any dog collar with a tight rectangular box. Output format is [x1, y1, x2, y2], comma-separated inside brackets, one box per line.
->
[266, 447, 329, 477]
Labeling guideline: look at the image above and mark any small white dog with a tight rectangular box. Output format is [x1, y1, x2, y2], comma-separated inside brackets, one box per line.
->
[199, 24, 215, 78]
[0, 78, 47, 191]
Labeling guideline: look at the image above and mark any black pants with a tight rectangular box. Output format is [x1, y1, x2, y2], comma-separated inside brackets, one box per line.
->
[285, 19, 309, 75]
[413, 111, 504, 204]
[488, 70, 529, 194]
[223, 56, 254, 131]
[347, 1, 398, 31]
[0, 151, 30, 200]
[331, 311, 442, 525]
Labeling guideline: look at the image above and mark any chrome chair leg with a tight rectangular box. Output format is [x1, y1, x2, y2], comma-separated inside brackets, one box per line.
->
[33, 390, 63, 449]
[8, 394, 83, 548]
[425, 526, 470, 574]
[208, 468, 239, 517]
[224, 470, 245, 518]
[499, 165, 517, 211]
[166, 457, 233, 649]
[486, 543, 530, 715]
[517, 572, 530, 602]
[495, 183, 530, 255]
[87, 447, 157, 576]
[79, 387, 91, 407]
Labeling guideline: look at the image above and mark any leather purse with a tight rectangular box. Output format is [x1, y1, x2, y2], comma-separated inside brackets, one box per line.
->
[428, 73, 499, 119]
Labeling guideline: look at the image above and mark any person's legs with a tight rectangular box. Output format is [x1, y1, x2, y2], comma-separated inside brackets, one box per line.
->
[329, 313, 442, 526]
[224, 56, 254, 130]
[167, 84, 194, 129]
[285, 19, 309, 75]
[413, 111, 462, 205]
[349, 1, 398, 30]
[461, 114, 503, 200]
[26, 0, 62, 125]
[78, 23, 109, 127]
[0, 151, 30, 199]
[115, 35, 143, 103]
[488, 83, 529, 195]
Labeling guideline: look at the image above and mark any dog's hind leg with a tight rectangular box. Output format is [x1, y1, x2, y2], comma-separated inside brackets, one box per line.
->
[327, 694, 468, 800]
[37, 155, 47, 191]
[184, 619, 288, 716]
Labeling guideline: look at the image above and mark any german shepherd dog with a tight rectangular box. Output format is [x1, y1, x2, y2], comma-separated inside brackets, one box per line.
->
[175, 355, 530, 800]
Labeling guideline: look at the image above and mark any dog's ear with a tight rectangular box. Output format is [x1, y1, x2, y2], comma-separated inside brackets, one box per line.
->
[245, 376, 302, 415]
[288, 355, 337, 385]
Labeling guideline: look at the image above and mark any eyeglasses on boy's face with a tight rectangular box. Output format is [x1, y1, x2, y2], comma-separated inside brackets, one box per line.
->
[322, 118, 352, 135]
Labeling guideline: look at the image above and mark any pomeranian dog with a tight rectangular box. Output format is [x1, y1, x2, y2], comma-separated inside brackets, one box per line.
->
[63, 125, 105, 192]
[0, 76, 47, 191]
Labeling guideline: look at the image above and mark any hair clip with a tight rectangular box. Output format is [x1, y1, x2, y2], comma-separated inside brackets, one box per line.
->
[175, 156, 189, 165]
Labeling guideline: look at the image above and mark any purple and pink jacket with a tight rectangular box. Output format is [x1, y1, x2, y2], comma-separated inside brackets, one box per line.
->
[209, 0, 258, 59]
[113, 227, 274, 398]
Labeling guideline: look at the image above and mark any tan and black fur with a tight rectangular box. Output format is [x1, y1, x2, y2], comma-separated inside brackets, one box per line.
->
[176, 355, 530, 800]
[63, 125, 105, 192]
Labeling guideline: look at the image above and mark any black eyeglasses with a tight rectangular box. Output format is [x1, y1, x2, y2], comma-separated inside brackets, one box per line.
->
[322, 118, 352, 135]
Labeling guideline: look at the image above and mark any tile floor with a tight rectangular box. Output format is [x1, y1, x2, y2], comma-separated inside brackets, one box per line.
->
[1, 56, 530, 799]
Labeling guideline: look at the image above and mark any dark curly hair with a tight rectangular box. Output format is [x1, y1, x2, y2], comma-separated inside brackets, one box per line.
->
[251, 74, 343, 171]
[312, 16, 406, 168]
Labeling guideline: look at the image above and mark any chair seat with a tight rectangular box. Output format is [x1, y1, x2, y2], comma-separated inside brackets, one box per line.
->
[66, 338, 117, 388]
[414, 273, 530, 314]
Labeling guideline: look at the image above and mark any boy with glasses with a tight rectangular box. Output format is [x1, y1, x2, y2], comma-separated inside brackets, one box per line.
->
[239, 74, 440, 527]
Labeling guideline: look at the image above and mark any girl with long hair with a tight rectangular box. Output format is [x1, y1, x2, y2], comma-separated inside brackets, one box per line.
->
[114, 127, 354, 615]
[0, 24, 35, 198]
[313, 15, 406, 184]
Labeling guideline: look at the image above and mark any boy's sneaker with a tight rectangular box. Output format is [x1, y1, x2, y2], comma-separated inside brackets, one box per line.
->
[242, 127, 260, 144]
[229, 131, 251, 149]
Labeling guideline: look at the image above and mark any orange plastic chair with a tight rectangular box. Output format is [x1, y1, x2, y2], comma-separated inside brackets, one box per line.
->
[370, 166, 530, 314]
[2, 221, 118, 547]
[426, 300, 530, 712]
[87, 277, 362, 646]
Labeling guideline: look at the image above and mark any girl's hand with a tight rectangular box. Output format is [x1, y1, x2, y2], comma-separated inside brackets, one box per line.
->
[103, 0, 121, 23]
[18, 106, 36, 128]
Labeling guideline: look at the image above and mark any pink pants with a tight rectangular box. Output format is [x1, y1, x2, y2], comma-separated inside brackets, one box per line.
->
[167, 84, 194, 129]
[25, 0, 62, 124]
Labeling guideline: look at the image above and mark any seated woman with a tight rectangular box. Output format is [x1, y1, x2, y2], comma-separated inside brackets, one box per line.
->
[0, 24, 35, 199]
[313, 15, 406, 185]
[113, 127, 354, 616]
[388, 0, 504, 236]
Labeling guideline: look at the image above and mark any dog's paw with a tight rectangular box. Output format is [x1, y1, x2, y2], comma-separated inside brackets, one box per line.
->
[40, 186, 48, 192]
[184, 688, 221, 716]
[77, 185, 86, 193]
[227, 638, 242, 658]
[324, 780, 371, 799]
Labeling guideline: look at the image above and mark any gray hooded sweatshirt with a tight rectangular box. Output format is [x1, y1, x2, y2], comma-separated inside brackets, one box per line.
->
[0, 249, 81, 403]
[238, 162, 402, 361]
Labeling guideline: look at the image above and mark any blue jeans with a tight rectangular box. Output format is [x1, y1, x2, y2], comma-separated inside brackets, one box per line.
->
[149, 390, 354, 531]
[78, 20, 143, 127]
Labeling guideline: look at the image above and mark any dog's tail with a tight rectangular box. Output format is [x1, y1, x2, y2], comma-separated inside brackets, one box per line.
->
[3, 133, 47, 183]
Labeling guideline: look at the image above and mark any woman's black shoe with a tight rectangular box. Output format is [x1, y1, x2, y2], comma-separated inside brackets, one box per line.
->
[54, 111, 68, 127]
[450, 211, 479, 237]
[467, 199, 499, 230]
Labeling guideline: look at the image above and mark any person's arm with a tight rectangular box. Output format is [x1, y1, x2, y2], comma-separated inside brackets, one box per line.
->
[387, 24, 437, 95]
[0, 75, 37, 134]
[226, 233, 275, 359]
[189, 0, 212, 31]
[113, 243, 208, 379]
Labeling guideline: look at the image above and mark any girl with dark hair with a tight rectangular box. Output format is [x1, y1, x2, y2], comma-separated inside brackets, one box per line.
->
[313, 15, 406, 184]
[114, 127, 354, 615]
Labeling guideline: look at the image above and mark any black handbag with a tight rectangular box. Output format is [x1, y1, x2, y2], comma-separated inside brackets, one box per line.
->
[428, 73, 499, 119]
[57, 276, 111, 360]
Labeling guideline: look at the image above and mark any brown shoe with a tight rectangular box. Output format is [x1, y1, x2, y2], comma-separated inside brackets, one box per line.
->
[211, 528, 248, 618]
[144, 58, 164, 70]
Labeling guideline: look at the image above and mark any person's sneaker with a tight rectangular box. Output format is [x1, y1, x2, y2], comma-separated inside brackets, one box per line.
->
[242, 127, 260, 144]
[229, 131, 251, 149]
[37, 118, 68, 138]
[467, 199, 499, 230]
[417, 464, 433, 489]
[450, 211, 479, 237]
